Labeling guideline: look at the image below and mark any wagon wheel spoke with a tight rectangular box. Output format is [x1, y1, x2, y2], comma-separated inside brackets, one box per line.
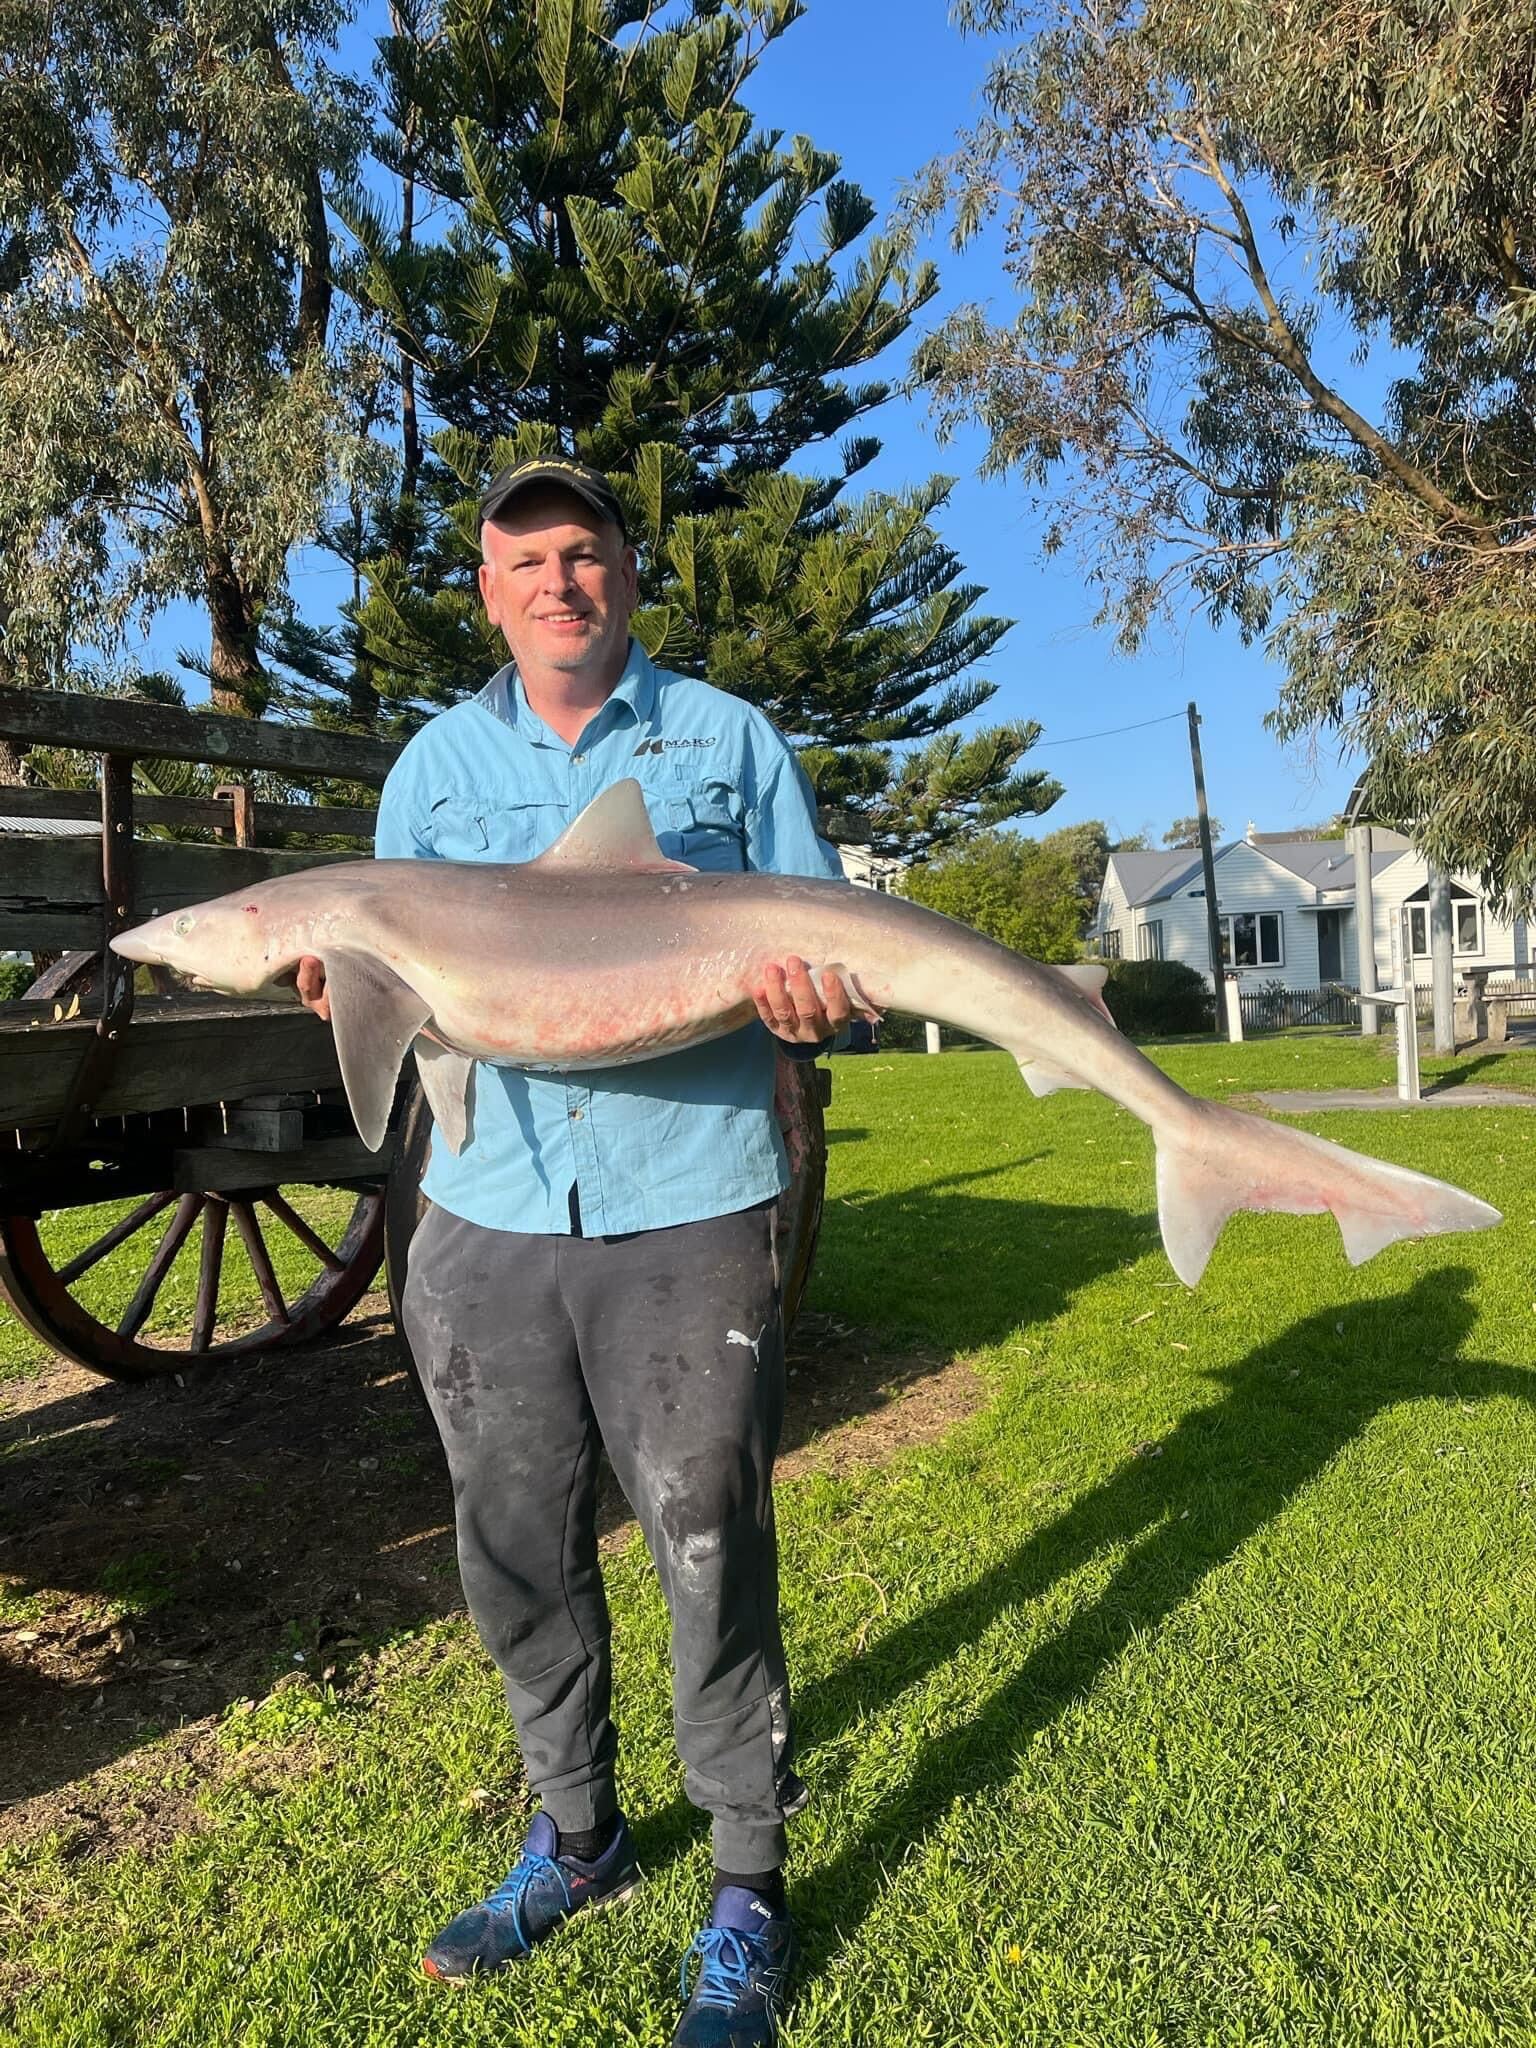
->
[259, 1189, 345, 1273]
[117, 1193, 204, 1341]
[229, 1198, 288, 1326]
[57, 1192, 177, 1285]
[189, 1197, 228, 1353]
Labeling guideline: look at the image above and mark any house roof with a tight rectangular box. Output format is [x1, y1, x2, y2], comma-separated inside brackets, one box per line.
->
[1111, 831, 1415, 908]
[1109, 850, 1204, 905]
[0, 814, 99, 838]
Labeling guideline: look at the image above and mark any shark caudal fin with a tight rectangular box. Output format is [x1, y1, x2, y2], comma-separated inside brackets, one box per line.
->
[1154, 1100, 1502, 1287]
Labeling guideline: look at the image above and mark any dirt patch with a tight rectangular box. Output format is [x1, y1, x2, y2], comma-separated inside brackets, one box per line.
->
[0, 1299, 979, 1860]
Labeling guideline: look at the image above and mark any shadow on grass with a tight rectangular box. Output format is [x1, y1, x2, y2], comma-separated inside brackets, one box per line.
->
[770, 1264, 1531, 1969]
[813, 1156, 1131, 1353]
[1426, 1051, 1536, 1091]
[0, 1183, 1121, 1813]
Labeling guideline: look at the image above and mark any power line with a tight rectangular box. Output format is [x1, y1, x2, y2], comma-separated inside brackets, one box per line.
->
[1035, 709, 1185, 749]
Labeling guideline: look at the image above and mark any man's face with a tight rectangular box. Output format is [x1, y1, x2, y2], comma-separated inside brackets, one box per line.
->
[478, 488, 638, 681]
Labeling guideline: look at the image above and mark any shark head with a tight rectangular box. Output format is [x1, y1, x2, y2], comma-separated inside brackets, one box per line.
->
[110, 887, 302, 996]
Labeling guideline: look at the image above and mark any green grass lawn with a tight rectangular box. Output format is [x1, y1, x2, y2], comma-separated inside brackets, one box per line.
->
[7, 1033, 1536, 2044]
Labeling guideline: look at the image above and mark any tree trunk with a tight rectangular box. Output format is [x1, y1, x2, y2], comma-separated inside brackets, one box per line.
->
[207, 565, 269, 717]
[0, 598, 35, 781]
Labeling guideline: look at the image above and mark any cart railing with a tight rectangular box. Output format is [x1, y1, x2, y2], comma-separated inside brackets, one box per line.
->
[0, 687, 402, 953]
[0, 688, 406, 1147]
[0, 686, 400, 784]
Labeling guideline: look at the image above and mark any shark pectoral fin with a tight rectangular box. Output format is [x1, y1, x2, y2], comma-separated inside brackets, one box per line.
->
[815, 963, 884, 1020]
[534, 780, 694, 873]
[414, 1036, 476, 1156]
[1050, 963, 1116, 1025]
[1019, 1057, 1091, 1097]
[320, 948, 433, 1152]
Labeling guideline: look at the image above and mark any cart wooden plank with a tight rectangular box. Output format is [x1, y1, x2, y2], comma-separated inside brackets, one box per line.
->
[172, 1133, 393, 1194]
[0, 837, 365, 952]
[0, 787, 380, 839]
[0, 999, 343, 1126]
[0, 687, 401, 784]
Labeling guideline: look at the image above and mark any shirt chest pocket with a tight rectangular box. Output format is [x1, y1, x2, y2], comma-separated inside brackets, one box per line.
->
[426, 797, 566, 864]
[658, 779, 747, 872]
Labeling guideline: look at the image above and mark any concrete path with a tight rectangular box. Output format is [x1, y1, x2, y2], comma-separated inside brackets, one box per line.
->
[1255, 1085, 1536, 1113]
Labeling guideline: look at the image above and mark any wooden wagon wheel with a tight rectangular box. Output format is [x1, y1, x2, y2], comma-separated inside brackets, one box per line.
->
[383, 1054, 830, 1356]
[0, 1183, 387, 1383]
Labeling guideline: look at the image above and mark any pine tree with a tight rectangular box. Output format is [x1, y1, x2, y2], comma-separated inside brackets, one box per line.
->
[337, 0, 1055, 851]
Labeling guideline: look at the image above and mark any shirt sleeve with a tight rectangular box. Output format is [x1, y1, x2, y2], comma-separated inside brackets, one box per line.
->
[374, 751, 436, 861]
[744, 736, 844, 882]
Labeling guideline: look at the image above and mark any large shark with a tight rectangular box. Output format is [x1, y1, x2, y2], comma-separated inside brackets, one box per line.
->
[111, 779, 1499, 1284]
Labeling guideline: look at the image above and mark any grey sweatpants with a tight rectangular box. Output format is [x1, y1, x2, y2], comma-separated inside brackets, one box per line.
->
[402, 1198, 802, 1871]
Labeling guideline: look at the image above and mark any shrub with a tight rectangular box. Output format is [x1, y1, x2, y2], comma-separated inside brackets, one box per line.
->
[0, 958, 35, 1002]
[1101, 957, 1215, 1037]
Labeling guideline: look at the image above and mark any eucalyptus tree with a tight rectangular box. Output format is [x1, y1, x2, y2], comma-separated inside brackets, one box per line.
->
[0, 0, 375, 718]
[341, 0, 1053, 851]
[915, 0, 1536, 901]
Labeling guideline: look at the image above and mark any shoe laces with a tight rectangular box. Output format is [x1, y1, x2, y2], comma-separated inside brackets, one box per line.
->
[486, 1852, 571, 1950]
[681, 1926, 757, 2012]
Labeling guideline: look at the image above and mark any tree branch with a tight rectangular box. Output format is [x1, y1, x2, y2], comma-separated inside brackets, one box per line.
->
[1191, 115, 1495, 542]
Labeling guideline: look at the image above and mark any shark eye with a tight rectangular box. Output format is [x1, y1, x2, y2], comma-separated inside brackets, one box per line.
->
[174, 914, 194, 937]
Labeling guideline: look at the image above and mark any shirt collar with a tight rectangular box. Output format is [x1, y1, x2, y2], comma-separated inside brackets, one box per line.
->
[478, 639, 658, 743]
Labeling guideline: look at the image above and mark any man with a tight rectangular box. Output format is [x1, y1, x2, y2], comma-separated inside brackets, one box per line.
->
[297, 456, 849, 2045]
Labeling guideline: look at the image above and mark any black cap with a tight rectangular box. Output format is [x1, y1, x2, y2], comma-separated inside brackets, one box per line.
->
[479, 457, 627, 538]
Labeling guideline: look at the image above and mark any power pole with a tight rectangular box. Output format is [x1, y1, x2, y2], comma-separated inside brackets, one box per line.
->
[1188, 702, 1225, 1037]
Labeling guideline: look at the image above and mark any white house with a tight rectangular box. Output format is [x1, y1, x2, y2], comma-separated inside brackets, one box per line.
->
[837, 844, 905, 892]
[1091, 828, 1528, 993]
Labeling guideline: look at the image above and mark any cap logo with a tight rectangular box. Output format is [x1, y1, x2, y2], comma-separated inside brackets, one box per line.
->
[508, 457, 606, 484]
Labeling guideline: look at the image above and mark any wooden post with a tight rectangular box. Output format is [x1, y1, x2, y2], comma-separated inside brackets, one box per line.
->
[1187, 702, 1225, 1036]
[1348, 822, 1380, 1036]
[1428, 866, 1455, 1054]
[1224, 975, 1244, 1043]
[214, 783, 257, 848]
[1396, 908, 1422, 1102]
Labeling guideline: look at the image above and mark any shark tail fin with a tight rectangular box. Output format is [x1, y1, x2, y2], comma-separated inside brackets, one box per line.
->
[1154, 1100, 1501, 1287]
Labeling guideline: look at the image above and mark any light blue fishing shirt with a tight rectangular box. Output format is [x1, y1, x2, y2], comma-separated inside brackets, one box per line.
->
[375, 640, 844, 1235]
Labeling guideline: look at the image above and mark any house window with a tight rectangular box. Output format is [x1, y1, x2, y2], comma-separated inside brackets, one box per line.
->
[1100, 928, 1123, 959]
[1138, 920, 1164, 961]
[1219, 911, 1283, 969]
[1407, 896, 1483, 956]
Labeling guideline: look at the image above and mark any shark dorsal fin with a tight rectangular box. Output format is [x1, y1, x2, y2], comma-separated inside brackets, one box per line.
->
[1051, 962, 1115, 1024]
[532, 779, 694, 872]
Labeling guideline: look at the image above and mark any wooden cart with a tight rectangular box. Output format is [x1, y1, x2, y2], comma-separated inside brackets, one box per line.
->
[0, 688, 827, 1381]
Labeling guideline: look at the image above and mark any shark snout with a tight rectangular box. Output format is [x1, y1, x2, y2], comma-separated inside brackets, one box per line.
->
[109, 926, 161, 965]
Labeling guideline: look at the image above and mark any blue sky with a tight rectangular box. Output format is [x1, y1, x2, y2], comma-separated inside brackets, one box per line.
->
[132, 0, 1367, 846]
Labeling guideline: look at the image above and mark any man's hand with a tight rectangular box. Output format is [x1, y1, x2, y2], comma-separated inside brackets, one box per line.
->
[753, 956, 852, 1045]
[295, 955, 330, 1022]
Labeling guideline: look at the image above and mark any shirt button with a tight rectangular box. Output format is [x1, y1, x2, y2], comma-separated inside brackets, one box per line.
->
[569, 1107, 584, 1122]
[572, 752, 586, 764]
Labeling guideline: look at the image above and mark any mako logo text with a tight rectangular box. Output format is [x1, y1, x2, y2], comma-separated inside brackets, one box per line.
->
[633, 737, 718, 755]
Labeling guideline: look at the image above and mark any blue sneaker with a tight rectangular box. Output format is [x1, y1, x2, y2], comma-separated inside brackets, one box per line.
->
[422, 1811, 640, 1981]
[673, 1887, 796, 2045]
